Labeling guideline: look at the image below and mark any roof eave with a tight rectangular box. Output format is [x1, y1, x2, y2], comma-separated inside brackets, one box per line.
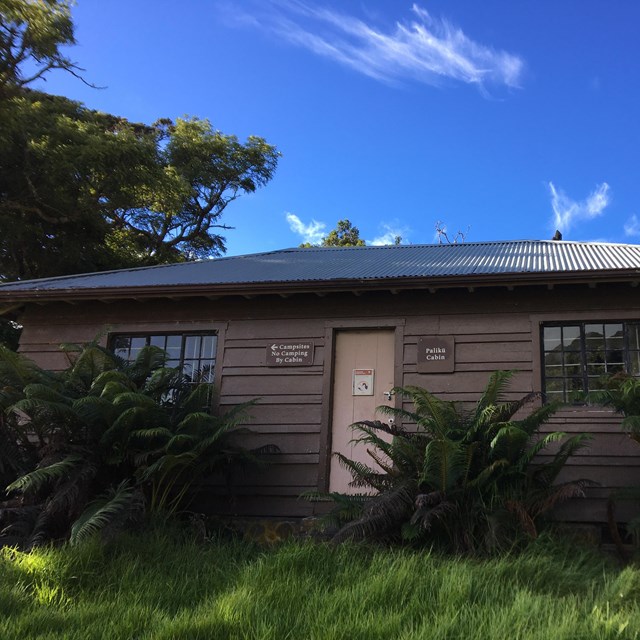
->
[1, 269, 639, 305]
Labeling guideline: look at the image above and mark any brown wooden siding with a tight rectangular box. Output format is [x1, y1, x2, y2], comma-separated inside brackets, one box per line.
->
[15, 282, 640, 523]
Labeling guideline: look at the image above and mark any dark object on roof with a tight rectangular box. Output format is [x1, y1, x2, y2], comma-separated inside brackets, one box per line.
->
[552, 230, 563, 241]
[0, 240, 639, 300]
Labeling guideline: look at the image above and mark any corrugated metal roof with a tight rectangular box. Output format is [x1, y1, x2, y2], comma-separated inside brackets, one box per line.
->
[1, 240, 640, 294]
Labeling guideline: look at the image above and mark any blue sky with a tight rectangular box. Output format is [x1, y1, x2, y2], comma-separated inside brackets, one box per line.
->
[36, 0, 640, 255]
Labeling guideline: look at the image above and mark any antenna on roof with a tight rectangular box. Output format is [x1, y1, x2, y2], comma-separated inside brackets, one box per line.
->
[552, 230, 562, 241]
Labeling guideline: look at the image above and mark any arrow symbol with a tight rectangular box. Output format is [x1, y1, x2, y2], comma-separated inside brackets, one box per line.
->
[270, 344, 279, 351]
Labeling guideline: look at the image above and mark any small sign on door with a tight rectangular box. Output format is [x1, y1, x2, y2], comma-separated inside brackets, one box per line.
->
[353, 369, 374, 395]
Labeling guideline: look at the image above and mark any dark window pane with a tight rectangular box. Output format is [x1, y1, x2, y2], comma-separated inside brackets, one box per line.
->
[544, 351, 562, 366]
[545, 378, 564, 393]
[605, 350, 624, 365]
[128, 337, 146, 360]
[112, 336, 131, 351]
[112, 336, 130, 359]
[545, 365, 563, 379]
[568, 377, 584, 391]
[543, 327, 561, 351]
[586, 364, 605, 377]
[182, 360, 197, 381]
[605, 324, 623, 339]
[199, 360, 215, 383]
[585, 324, 603, 339]
[202, 336, 217, 359]
[565, 351, 582, 366]
[184, 336, 201, 360]
[564, 363, 582, 375]
[130, 337, 146, 350]
[150, 335, 167, 349]
[628, 324, 640, 351]
[586, 350, 604, 364]
[562, 326, 581, 350]
[630, 352, 640, 375]
[165, 336, 182, 359]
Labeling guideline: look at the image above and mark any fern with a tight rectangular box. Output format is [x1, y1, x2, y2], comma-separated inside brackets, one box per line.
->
[327, 371, 589, 553]
[7, 456, 83, 496]
[0, 340, 267, 545]
[70, 481, 135, 545]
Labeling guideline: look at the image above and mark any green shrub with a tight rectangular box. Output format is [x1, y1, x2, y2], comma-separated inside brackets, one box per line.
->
[0, 342, 271, 547]
[323, 371, 592, 554]
[592, 374, 640, 547]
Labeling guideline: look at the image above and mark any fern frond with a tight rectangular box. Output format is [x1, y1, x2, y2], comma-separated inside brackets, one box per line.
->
[421, 438, 470, 491]
[474, 370, 515, 415]
[7, 456, 83, 496]
[332, 481, 416, 543]
[70, 481, 135, 545]
[517, 431, 569, 470]
[533, 433, 593, 486]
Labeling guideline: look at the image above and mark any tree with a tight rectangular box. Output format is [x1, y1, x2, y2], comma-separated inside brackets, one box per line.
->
[0, 0, 78, 97]
[0, 2, 280, 281]
[0, 90, 279, 281]
[300, 219, 366, 248]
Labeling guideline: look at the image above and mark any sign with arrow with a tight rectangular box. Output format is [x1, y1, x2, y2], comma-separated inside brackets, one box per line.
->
[266, 341, 315, 366]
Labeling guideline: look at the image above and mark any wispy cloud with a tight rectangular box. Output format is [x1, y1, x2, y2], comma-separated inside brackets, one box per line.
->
[286, 212, 326, 244]
[227, 1, 524, 92]
[548, 182, 611, 233]
[624, 214, 640, 238]
[369, 222, 409, 246]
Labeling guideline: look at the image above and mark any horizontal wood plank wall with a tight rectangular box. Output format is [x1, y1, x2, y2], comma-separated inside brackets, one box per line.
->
[16, 282, 640, 523]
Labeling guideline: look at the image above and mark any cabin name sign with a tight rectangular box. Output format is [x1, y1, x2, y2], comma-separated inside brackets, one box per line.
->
[266, 341, 315, 366]
[417, 336, 455, 373]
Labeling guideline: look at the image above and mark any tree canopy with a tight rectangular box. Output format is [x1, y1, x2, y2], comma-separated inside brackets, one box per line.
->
[0, 0, 77, 97]
[0, 0, 280, 282]
[300, 219, 366, 248]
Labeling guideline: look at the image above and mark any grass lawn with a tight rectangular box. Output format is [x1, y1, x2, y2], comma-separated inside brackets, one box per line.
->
[1, 529, 639, 640]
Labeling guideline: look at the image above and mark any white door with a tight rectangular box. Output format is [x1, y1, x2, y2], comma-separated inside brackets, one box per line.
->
[329, 329, 395, 493]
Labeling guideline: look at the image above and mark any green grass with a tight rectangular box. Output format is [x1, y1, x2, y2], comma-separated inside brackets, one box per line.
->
[1, 530, 639, 639]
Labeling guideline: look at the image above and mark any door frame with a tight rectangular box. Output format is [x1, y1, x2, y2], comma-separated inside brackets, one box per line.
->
[317, 318, 405, 496]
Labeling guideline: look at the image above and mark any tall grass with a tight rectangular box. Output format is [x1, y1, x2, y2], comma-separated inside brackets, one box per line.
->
[1, 530, 639, 639]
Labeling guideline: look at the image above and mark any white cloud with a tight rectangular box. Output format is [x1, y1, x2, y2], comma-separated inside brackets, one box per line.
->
[369, 223, 409, 246]
[286, 212, 326, 244]
[229, 1, 524, 92]
[624, 214, 640, 238]
[548, 182, 611, 233]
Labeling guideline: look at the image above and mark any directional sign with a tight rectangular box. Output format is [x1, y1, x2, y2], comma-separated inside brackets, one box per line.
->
[266, 341, 315, 366]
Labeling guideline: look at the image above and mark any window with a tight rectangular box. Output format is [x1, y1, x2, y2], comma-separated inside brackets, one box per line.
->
[111, 333, 217, 385]
[542, 321, 640, 402]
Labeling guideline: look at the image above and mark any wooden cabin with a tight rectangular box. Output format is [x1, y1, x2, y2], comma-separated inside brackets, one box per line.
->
[1, 240, 640, 526]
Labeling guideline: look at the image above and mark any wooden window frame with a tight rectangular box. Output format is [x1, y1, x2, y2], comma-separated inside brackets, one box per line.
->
[534, 314, 640, 405]
[103, 321, 227, 409]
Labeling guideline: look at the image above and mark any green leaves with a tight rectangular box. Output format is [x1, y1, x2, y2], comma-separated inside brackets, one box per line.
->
[0, 342, 264, 547]
[0, 91, 279, 281]
[328, 370, 590, 553]
[6, 456, 83, 496]
[0, 0, 76, 94]
[69, 481, 135, 545]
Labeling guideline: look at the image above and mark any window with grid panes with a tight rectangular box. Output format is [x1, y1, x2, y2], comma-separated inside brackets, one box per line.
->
[542, 322, 640, 402]
[111, 333, 217, 385]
